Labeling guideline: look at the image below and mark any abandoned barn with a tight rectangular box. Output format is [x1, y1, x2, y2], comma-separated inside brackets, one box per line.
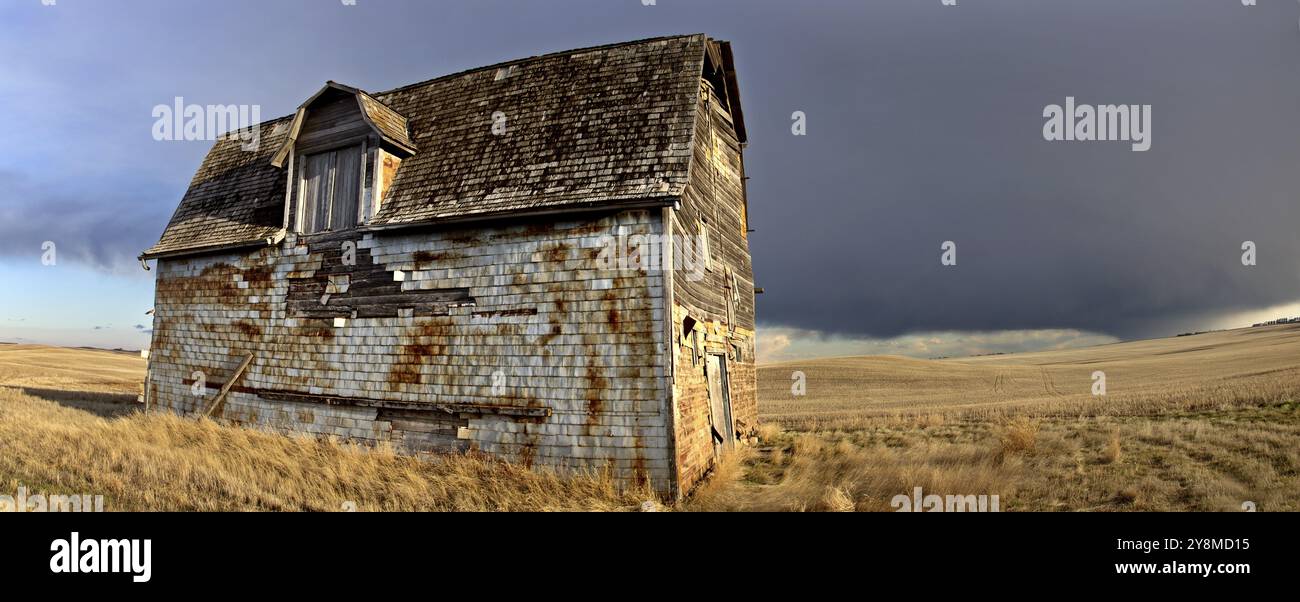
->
[139, 34, 756, 498]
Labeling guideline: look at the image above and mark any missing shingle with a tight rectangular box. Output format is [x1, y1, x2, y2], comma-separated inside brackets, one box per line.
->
[326, 274, 351, 294]
[494, 65, 519, 81]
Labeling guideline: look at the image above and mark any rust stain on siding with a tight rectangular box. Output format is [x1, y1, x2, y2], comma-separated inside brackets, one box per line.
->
[293, 321, 336, 341]
[234, 320, 262, 338]
[241, 265, 273, 285]
[543, 242, 570, 263]
[411, 249, 462, 268]
[390, 320, 449, 385]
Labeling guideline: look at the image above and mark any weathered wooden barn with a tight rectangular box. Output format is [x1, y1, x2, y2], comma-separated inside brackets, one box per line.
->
[139, 34, 756, 498]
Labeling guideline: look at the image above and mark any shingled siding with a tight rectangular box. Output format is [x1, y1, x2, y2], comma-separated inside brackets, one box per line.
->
[145, 209, 673, 492]
[667, 76, 758, 494]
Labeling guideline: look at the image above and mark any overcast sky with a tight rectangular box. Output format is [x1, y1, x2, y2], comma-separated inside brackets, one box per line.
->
[1, 0, 1297, 360]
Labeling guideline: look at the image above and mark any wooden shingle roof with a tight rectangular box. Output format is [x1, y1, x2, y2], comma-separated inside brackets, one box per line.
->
[142, 34, 721, 259]
[357, 90, 416, 154]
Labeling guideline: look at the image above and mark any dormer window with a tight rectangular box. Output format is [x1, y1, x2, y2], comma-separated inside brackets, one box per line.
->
[300, 144, 368, 233]
[271, 81, 417, 236]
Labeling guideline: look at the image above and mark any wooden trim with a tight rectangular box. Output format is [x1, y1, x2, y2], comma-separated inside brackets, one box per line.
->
[139, 234, 281, 261]
[661, 207, 676, 382]
[358, 139, 369, 224]
[294, 152, 306, 233]
[659, 206, 681, 499]
[363, 196, 679, 233]
[717, 40, 747, 144]
[257, 390, 551, 417]
[270, 108, 307, 168]
[281, 146, 295, 230]
[295, 135, 372, 158]
[180, 380, 553, 418]
[372, 146, 386, 221]
[141, 199, 674, 261]
[375, 136, 417, 158]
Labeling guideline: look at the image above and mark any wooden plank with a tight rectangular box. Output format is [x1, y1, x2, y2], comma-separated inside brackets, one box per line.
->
[344, 290, 472, 306]
[258, 389, 551, 417]
[205, 353, 255, 418]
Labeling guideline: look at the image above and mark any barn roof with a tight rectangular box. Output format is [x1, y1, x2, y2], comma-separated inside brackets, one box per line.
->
[142, 34, 739, 260]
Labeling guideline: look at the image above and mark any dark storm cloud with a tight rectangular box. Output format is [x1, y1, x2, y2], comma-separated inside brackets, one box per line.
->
[2, 0, 1296, 340]
[744, 0, 1300, 339]
[0, 170, 170, 273]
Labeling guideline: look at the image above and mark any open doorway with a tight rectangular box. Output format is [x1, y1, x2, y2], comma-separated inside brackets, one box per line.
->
[705, 353, 735, 456]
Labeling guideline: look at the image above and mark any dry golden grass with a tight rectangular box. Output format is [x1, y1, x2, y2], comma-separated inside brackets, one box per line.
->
[999, 416, 1039, 456]
[688, 406, 1300, 512]
[4, 325, 1299, 512]
[697, 325, 1300, 511]
[1102, 429, 1122, 464]
[0, 344, 653, 511]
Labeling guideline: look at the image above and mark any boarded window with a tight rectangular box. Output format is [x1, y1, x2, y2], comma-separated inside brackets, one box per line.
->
[681, 315, 700, 367]
[300, 145, 363, 233]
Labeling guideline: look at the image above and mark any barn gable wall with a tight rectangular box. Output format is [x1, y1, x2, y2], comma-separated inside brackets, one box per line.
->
[144, 209, 673, 492]
[666, 76, 758, 494]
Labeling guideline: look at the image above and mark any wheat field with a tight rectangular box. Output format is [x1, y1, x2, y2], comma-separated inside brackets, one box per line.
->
[732, 325, 1300, 511]
[1, 326, 1297, 511]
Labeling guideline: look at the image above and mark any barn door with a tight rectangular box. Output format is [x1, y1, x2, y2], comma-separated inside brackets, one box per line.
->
[706, 354, 735, 454]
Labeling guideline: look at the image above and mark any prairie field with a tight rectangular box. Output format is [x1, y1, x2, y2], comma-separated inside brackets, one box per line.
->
[1, 326, 1298, 511]
[761, 325, 1300, 427]
[739, 325, 1300, 511]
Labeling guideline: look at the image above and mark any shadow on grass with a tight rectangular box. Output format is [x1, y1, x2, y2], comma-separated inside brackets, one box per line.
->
[16, 386, 140, 418]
